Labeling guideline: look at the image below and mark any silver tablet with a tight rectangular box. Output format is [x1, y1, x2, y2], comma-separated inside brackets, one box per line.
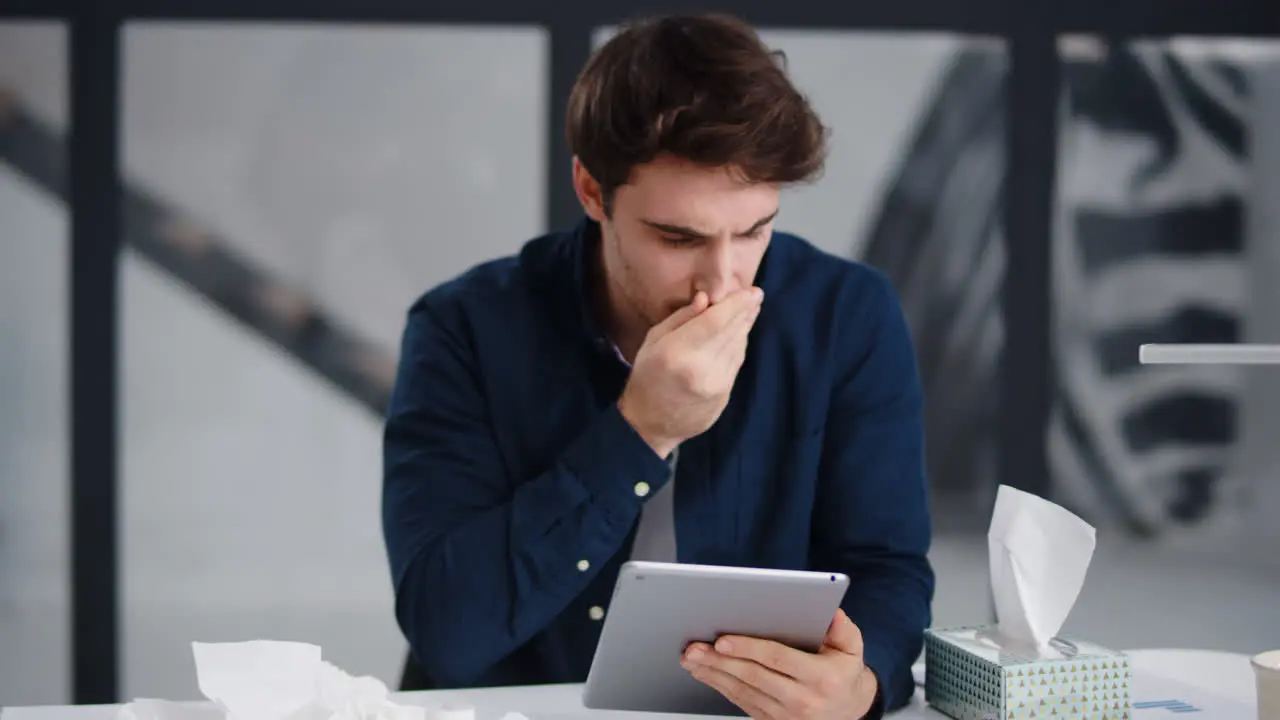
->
[582, 561, 851, 716]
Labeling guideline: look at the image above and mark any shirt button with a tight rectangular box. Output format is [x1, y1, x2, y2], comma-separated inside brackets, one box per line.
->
[589, 606, 605, 621]
[634, 481, 651, 497]
[576, 559, 590, 572]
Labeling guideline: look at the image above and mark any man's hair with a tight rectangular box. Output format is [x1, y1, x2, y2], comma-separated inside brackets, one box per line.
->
[565, 13, 829, 215]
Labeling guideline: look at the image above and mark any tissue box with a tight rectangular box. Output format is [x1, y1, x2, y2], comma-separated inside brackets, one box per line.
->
[924, 625, 1132, 720]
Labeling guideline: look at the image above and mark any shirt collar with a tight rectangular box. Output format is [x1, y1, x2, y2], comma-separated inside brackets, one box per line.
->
[568, 216, 627, 364]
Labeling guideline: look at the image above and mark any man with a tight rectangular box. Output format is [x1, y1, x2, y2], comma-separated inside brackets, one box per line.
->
[382, 13, 934, 719]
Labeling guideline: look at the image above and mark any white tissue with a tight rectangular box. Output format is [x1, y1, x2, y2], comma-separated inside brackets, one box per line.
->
[988, 485, 1096, 652]
[118, 641, 426, 720]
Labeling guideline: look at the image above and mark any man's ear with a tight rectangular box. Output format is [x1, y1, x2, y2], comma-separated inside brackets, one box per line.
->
[572, 156, 608, 223]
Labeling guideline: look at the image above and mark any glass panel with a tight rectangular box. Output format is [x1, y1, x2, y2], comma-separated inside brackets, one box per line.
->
[120, 22, 547, 699]
[1052, 35, 1280, 651]
[0, 19, 71, 706]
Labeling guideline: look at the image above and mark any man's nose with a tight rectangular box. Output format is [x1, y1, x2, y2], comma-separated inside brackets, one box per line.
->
[698, 239, 737, 304]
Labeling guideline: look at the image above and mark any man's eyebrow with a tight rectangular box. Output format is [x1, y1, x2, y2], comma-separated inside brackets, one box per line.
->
[743, 209, 780, 233]
[639, 209, 779, 238]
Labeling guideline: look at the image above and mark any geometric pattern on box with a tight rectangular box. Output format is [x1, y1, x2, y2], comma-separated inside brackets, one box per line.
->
[925, 625, 1133, 720]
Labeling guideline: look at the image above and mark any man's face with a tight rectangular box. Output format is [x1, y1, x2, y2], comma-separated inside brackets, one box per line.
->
[580, 154, 780, 329]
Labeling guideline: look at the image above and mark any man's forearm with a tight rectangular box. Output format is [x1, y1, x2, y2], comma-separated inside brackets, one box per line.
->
[836, 557, 933, 712]
[387, 404, 673, 686]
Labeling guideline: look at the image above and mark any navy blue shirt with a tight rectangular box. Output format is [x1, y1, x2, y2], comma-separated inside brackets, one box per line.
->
[382, 217, 934, 713]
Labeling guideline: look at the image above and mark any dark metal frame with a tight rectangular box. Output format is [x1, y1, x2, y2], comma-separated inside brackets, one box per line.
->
[2, 0, 1277, 705]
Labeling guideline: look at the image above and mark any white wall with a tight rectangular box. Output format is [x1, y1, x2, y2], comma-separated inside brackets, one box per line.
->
[0, 162, 70, 707]
[1240, 61, 1280, 560]
[0, 21, 70, 707]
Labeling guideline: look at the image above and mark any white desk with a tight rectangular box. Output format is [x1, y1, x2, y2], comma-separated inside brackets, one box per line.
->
[0, 649, 1256, 720]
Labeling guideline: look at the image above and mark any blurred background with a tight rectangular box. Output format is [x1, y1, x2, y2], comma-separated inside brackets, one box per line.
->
[2, 6, 1280, 709]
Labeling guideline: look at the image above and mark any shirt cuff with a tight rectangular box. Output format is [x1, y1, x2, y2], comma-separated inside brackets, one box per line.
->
[860, 641, 896, 718]
[560, 403, 674, 525]
[860, 670, 886, 720]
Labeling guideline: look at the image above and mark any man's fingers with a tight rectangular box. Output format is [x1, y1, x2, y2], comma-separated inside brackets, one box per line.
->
[649, 291, 710, 341]
[686, 664, 776, 719]
[718, 297, 761, 357]
[821, 608, 864, 657]
[708, 289, 762, 356]
[710, 308, 759, 374]
[683, 645, 786, 720]
[681, 288, 761, 344]
[713, 635, 823, 684]
[693, 644, 805, 706]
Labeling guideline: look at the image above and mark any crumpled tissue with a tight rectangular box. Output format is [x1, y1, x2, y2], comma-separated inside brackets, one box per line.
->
[117, 641, 426, 720]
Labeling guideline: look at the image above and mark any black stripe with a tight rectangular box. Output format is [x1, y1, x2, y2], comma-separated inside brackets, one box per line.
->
[6, 0, 1275, 37]
[1053, 0, 1280, 37]
[1001, 12, 1057, 499]
[546, 21, 593, 232]
[1056, 388, 1155, 535]
[1096, 307, 1239, 375]
[1167, 465, 1223, 523]
[1064, 49, 1173, 138]
[70, 9, 121, 704]
[1122, 393, 1235, 452]
[1063, 49, 1179, 186]
[93, 0, 1019, 33]
[1077, 197, 1244, 274]
[0, 93, 65, 194]
[0, 0, 76, 17]
[1207, 60, 1249, 100]
[1164, 53, 1246, 159]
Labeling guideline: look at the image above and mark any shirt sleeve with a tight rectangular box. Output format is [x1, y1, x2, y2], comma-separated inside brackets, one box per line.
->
[381, 301, 672, 687]
[809, 270, 935, 713]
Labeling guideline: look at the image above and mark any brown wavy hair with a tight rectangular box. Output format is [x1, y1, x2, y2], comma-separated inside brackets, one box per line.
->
[565, 13, 829, 216]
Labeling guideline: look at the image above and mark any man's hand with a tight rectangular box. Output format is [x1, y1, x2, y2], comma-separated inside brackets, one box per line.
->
[681, 608, 880, 720]
[618, 287, 763, 457]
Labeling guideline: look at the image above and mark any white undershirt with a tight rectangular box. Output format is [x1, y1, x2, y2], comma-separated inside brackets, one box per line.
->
[629, 446, 679, 563]
[608, 342, 679, 564]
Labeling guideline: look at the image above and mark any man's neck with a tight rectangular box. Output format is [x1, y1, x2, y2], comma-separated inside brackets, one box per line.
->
[588, 234, 646, 365]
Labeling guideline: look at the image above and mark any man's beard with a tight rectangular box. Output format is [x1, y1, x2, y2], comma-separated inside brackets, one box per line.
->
[623, 277, 688, 330]
[605, 225, 690, 331]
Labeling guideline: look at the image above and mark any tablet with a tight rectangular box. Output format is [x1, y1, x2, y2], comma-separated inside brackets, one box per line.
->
[582, 561, 850, 716]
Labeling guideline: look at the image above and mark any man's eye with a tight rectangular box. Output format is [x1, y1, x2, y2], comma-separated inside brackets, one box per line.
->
[662, 235, 696, 247]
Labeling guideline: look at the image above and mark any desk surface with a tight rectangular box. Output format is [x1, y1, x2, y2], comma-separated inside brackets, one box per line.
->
[1, 649, 1256, 720]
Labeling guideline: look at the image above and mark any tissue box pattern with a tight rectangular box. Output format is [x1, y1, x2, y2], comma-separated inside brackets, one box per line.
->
[925, 626, 1132, 720]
